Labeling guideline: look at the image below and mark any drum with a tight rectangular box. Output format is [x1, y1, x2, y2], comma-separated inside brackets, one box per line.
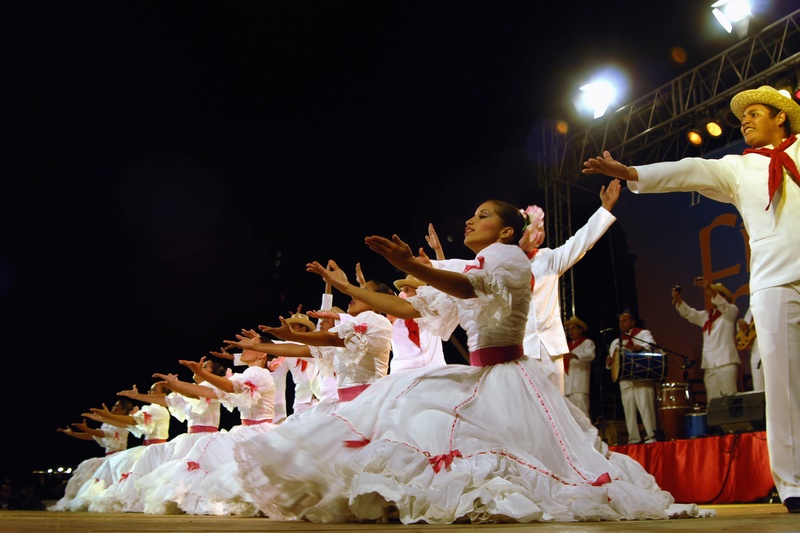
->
[612, 350, 668, 382]
[658, 383, 693, 441]
[685, 411, 709, 438]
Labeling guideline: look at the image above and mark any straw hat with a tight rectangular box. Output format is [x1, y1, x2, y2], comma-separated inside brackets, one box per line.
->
[711, 283, 734, 303]
[285, 312, 315, 331]
[564, 316, 588, 332]
[393, 274, 426, 291]
[730, 85, 800, 134]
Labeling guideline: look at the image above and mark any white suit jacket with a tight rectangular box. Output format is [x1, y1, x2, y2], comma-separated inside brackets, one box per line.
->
[676, 293, 740, 369]
[564, 337, 596, 395]
[630, 141, 800, 293]
[523, 207, 616, 359]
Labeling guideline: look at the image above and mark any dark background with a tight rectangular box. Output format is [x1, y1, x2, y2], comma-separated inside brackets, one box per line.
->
[1, 1, 796, 491]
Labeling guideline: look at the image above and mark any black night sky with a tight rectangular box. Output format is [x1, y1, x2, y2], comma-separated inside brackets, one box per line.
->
[1, 1, 796, 484]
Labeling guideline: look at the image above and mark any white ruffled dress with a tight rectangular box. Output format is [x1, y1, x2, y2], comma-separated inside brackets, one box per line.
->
[139, 366, 275, 515]
[234, 243, 698, 524]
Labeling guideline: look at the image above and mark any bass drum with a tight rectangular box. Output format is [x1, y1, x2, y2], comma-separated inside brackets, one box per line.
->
[612, 349, 668, 383]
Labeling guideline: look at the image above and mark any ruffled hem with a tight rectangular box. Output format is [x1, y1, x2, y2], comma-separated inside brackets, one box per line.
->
[233, 359, 697, 524]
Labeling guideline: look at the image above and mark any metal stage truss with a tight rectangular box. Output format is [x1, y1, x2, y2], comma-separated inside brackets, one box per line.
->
[537, 9, 800, 321]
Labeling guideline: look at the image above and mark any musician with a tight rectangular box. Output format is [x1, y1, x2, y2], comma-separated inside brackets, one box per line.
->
[564, 316, 595, 419]
[672, 279, 740, 400]
[738, 306, 763, 392]
[606, 310, 658, 445]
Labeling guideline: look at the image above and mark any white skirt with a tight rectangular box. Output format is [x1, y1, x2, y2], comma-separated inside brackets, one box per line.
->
[234, 357, 702, 524]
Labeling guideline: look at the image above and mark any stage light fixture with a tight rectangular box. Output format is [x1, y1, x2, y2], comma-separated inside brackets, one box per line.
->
[687, 129, 704, 146]
[706, 118, 723, 137]
[715, 106, 740, 129]
[711, 0, 751, 38]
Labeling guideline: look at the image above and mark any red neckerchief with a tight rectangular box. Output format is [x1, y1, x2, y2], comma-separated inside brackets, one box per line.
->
[404, 319, 421, 348]
[622, 328, 642, 350]
[568, 336, 588, 351]
[702, 309, 722, 335]
[743, 134, 799, 210]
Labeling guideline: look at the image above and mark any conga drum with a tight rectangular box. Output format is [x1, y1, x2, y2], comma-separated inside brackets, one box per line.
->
[657, 383, 692, 441]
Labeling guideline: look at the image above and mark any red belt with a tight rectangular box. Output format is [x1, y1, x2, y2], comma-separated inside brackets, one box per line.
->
[188, 425, 218, 434]
[338, 384, 370, 402]
[469, 345, 524, 367]
[143, 439, 167, 445]
[242, 418, 272, 426]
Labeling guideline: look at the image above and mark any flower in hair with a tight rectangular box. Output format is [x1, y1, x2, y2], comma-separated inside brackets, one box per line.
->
[519, 205, 545, 254]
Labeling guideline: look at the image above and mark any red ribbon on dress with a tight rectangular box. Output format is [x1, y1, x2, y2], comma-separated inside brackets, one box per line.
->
[242, 418, 272, 426]
[591, 472, 612, 486]
[187, 461, 202, 472]
[743, 134, 799, 210]
[296, 359, 308, 372]
[469, 345, 523, 367]
[353, 323, 368, 335]
[428, 449, 462, 473]
[404, 319, 421, 348]
[702, 309, 721, 335]
[462, 256, 485, 273]
[243, 381, 258, 397]
[343, 437, 371, 448]
[338, 384, 370, 402]
[188, 425, 218, 434]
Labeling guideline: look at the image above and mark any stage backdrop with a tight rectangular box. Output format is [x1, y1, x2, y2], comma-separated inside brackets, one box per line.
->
[611, 140, 753, 389]
[562, 139, 758, 417]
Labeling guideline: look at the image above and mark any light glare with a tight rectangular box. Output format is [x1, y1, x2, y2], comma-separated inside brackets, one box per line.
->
[579, 81, 617, 119]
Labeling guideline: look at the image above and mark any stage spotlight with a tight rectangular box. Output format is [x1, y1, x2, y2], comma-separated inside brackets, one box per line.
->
[711, 0, 751, 38]
[706, 118, 723, 137]
[687, 129, 704, 146]
[577, 81, 616, 119]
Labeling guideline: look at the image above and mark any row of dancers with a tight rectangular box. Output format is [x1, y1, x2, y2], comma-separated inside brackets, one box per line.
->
[50, 185, 710, 523]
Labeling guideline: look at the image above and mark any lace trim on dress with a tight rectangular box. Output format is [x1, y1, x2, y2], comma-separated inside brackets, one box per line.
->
[464, 262, 513, 328]
[309, 345, 336, 378]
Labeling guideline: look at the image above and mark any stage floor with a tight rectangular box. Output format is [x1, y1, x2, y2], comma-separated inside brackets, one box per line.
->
[1, 504, 797, 532]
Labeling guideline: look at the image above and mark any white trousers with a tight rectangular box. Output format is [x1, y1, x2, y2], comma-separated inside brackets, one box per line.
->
[750, 338, 765, 391]
[703, 363, 739, 400]
[751, 281, 800, 501]
[618, 380, 657, 443]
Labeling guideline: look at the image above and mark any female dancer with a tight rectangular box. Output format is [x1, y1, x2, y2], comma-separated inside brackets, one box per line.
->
[234, 198, 702, 524]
